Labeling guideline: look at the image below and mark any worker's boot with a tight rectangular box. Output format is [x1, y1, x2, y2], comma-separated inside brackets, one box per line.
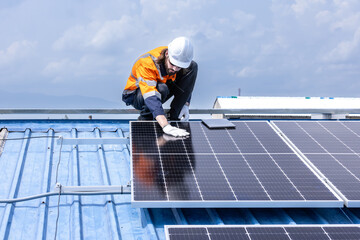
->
[137, 114, 153, 120]
[137, 107, 153, 120]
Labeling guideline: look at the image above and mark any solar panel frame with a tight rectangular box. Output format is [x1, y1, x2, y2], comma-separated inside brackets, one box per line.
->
[164, 225, 360, 240]
[130, 121, 343, 208]
[272, 120, 360, 207]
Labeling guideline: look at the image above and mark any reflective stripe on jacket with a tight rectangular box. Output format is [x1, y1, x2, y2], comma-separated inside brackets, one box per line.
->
[123, 46, 176, 118]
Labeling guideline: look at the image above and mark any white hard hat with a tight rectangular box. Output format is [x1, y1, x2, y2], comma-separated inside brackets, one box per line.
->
[168, 37, 194, 69]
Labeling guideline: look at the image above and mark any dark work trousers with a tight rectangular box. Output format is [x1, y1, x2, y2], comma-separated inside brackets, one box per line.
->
[133, 61, 198, 120]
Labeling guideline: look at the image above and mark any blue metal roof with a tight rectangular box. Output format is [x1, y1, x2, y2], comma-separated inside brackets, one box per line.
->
[0, 119, 360, 240]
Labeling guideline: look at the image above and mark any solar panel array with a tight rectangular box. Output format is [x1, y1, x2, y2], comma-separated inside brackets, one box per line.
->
[274, 121, 360, 207]
[131, 121, 341, 208]
[165, 225, 360, 240]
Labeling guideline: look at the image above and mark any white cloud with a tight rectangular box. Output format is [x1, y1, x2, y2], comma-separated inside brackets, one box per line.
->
[315, 10, 331, 25]
[324, 27, 360, 62]
[90, 16, 137, 48]
[42, 54, 117, 81]
[262, 1, 360, 75]
[232, 10, 256, 31]
[2, 0, 360, 106]
[196, 21, 223, 39]
[139, 0, 208, 19]
[42, 59, 75, 76]
[53, 24, 95, 51]
[333, 0, 357, 10]
[236, 66, 258, 78]
[291, 0, 325, 15]
[331, 12, 360, 32]
[53, 15, 139, 51]
[0, 40, 37, 66]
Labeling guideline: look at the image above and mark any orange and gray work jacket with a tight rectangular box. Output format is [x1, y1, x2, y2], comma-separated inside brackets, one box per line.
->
[122, 46, 176, 118]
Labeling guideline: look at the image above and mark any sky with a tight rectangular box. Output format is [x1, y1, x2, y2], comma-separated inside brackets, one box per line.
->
[0, 0, 360, 109]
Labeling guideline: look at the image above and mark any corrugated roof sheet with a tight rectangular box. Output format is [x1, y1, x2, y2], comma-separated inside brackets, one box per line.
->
[0, 119, 360, 240]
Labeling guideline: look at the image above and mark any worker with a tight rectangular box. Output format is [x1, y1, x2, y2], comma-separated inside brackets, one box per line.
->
[122, 37, 198, 137]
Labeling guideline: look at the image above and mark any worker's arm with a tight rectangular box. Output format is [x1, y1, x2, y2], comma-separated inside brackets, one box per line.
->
[135, 66, 189, 137]
[134, 65, 166, 117]
[178, 102, 190, 121]
[156, 115, 190, 137]
[155, 115, 169, 128]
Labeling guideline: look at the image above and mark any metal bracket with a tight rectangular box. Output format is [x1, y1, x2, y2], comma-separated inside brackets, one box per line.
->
[0, 128, 8, 157]
[54, 184, 131, 194]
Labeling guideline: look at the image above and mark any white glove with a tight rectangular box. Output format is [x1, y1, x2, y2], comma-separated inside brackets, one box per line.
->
[162, 134, 189, 142]
[178, 104, 190, 121]
[163, 124, 190, 137]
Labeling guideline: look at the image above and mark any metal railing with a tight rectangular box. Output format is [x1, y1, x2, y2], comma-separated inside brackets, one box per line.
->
[0, 108, 360, 114]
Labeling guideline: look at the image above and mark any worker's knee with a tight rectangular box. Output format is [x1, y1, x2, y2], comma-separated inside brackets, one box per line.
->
[132, 88, 145, 110]
[157, 82, 170, 102]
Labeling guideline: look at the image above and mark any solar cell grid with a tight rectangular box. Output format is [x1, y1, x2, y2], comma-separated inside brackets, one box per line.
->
[207, 227, 250, 240]
[132, 154, 166, 201]
[215, 155, 269, 201]
[319, 122, 360, 152]
[160, 154, 202, 201]
[225, 122, 267, 154]
[192, 155, 236, 200]
[286, 227, 329, 240]
[201, 127, 239, 153]
[168, 227, 209, 240]
[343, 122, 360, 137]
[244, 122, 293, 154]
[297, 122, 352, 153]
[274, 120, 360, 207]
[271, 122, 326, 153]
[165, 225, 360, 240]
[131, 121, 341, 208]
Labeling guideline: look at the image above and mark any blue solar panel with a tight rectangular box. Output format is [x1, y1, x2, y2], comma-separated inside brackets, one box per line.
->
[274, 121, 360, 207]
[131, 121, 341, 208]
[165, 225, 360, 240]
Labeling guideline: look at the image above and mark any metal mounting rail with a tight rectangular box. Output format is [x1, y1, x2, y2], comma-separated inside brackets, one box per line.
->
[56, 184, 131, 194]
[57, 136, 130, 145]
[0, 108, 360, 114]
